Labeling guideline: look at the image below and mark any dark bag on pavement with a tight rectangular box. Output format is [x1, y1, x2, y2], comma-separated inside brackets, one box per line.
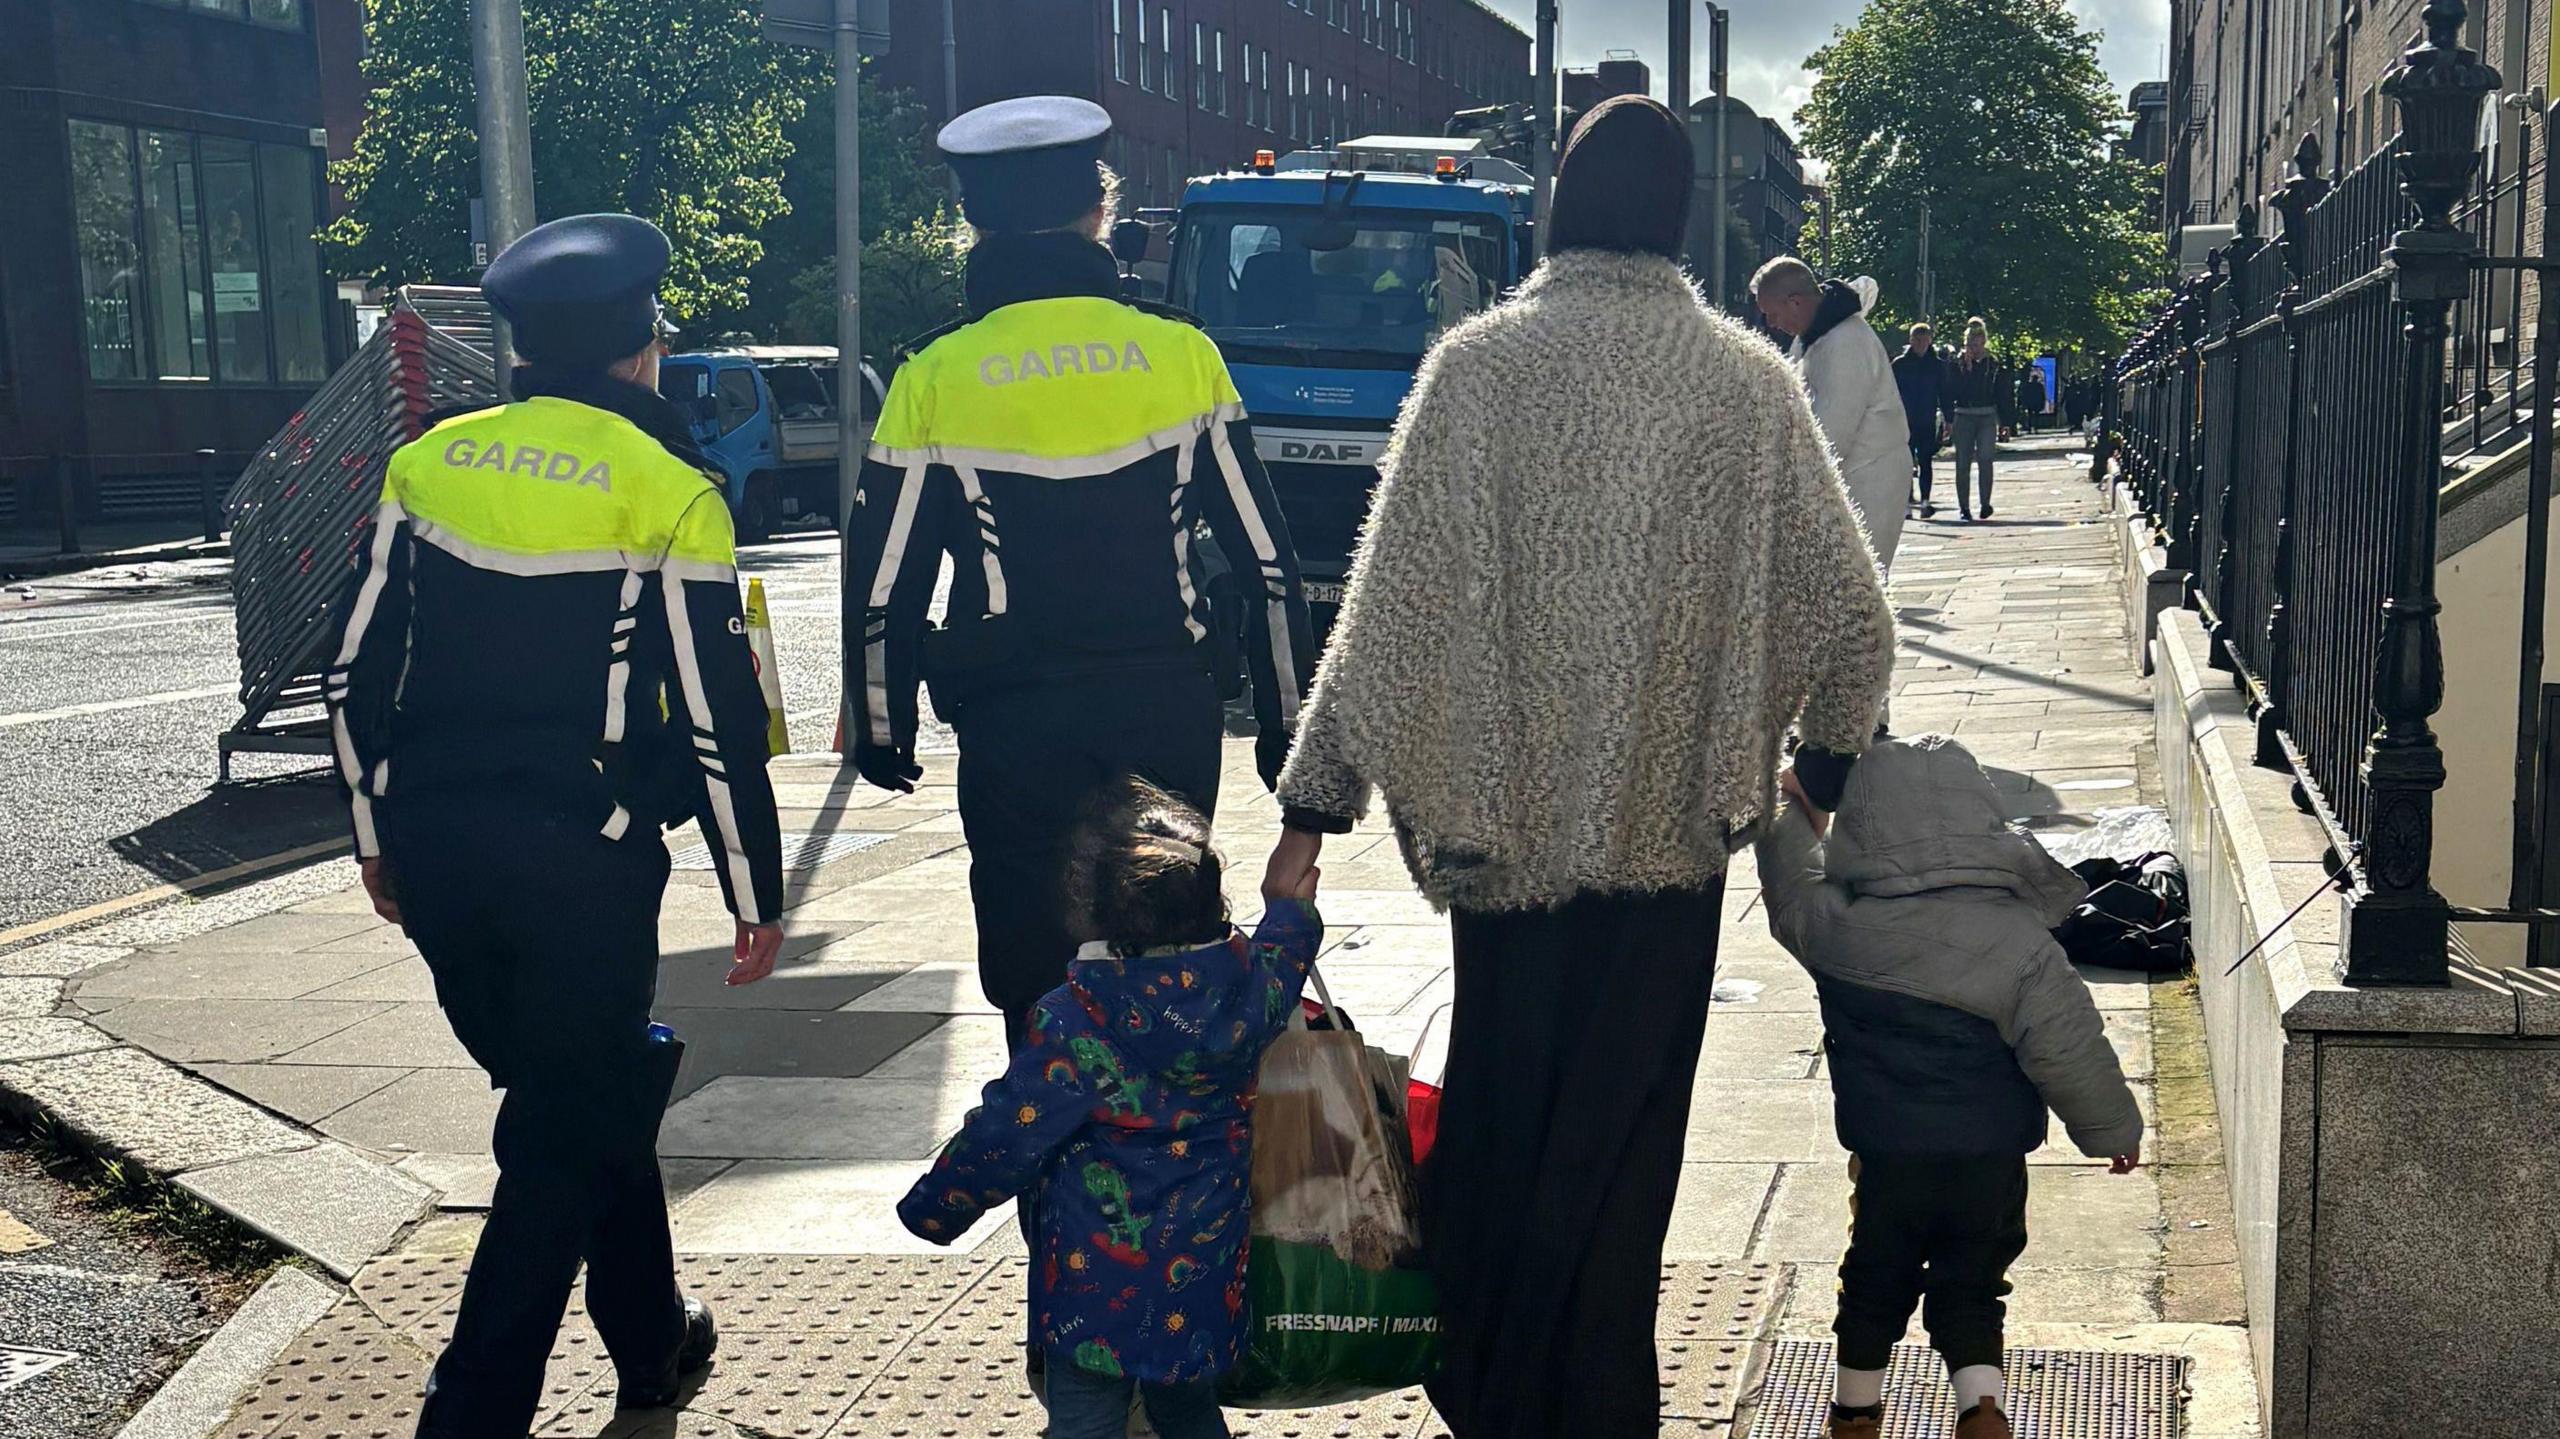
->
[2052, 851, 2191, 974]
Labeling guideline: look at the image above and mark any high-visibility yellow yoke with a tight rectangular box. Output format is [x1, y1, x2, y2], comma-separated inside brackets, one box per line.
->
[387, 397, 735, 572]
[869, 298, 1242, 476]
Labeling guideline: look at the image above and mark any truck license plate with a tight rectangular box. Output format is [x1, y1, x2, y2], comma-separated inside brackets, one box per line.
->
[1303, 580, 1346, 605]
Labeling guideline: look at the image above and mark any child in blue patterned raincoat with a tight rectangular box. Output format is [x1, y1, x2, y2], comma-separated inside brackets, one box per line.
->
[899, 777, 1323, 1439]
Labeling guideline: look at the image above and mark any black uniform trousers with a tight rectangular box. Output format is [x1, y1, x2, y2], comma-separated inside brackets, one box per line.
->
[1422, 882, 1725, 1439]
[946, 664, 1225, 1042]
[1909, 425, 1941, 505]
[1833, 1154, 2030, 1373]
[385, 796, 687, 1437]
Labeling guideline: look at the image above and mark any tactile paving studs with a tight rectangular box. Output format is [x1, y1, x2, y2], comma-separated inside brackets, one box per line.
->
[210, 1298, 430, 1439]
[1746, 1341, 2187, 1438]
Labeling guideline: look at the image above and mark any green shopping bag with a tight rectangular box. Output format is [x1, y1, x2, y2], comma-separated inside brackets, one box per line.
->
[1220, 968, 1441, 1406]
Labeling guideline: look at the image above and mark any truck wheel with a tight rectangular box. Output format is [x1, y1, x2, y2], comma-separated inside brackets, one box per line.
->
[735, 474, 778, 545]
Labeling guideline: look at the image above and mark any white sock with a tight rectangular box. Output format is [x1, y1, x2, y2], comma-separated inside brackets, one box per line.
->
[1950, 1364, 2006, 1413]
[1834, 1365, 1887, 1409]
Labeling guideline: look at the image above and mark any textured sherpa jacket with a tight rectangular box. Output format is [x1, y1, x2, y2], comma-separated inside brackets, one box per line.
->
[1756, 737, 2144, 1159]
[1275, 249, 1897, 913]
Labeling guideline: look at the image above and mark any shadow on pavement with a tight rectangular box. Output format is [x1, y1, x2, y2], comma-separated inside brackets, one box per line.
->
[108, 768, 344, 885]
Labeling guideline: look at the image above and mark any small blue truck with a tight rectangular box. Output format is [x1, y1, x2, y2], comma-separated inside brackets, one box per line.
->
[1161, 136, 1537, 611]
[656, 346, 885, 543]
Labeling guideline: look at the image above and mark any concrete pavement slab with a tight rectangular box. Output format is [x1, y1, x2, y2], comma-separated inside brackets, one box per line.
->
[88, 996, 393, 1063]
[0, 940, 130, 977]
[0, 1046, 313, 1171]
[295, 957, 441, 1002]
[1663, 1163, 1780, 1260]
[822, 921, 985, 969]
[278, 1002, 476, 1068]
[1754, 1159, 2166, 1271]
[669, 1159, 1018, 1255]
[121, 910, 381, 955]
[865, 1014, 1010, 1082]
[650, 945, 903, 1012]
[70, 946, 397, 1002]
[657, 1008, 945, 1095]
[176, 1141, 432, 1278]
[191, 1061, 408, 1124]
[0, 976, 64, 1017]
[0, 1016, 115, 1062]
[660, 1075, 982, 1161]
[317, 1067, 502, 1154]
[839, 962, 1000, 1015]
[1695, 1011, 1825, 1083]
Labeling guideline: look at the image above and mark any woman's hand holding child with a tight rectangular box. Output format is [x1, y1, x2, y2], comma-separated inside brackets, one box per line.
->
[1779, 767, 1832, 841]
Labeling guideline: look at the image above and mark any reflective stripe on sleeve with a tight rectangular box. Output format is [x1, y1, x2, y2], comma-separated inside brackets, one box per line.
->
[863, 461, 930, 748]
[1206, 422, 1303, 725]
[664, 576, 764, 924]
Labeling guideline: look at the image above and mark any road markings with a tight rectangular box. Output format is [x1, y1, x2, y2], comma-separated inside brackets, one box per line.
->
[0, 611, 232, 643]
[0, 684, 236, 730]
[0, 837, 350, 951]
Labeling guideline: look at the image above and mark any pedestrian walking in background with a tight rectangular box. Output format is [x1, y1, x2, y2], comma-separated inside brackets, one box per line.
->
[1260, 95, 1896, 1439]
[846, 97, 1314, 1042]
[1757, 737, 2143, 1439]
[1753, 258, 1915, 569]
[2014, 365, 2049, 435]
[900, 778, 1323, 1439]
[1891, 322, 1954, 519]
[1947, 319, 2004, 520]
[325, 214, 789, 1437]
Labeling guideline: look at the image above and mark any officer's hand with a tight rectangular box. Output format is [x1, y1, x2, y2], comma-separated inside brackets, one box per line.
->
[360, 858, 402, 927]
[1255, 727, 1293, 793]
[855, 747, 922, 795]
[729, 921, 783, 987]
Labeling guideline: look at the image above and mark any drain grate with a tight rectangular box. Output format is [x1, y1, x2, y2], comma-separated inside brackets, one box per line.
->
[1747, 1340, 2186, 1439]
[669, 830, 893, 872]
[0, 1344, 75, 1393]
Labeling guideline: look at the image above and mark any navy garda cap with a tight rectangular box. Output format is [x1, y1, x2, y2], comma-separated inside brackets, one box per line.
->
[938, 96, 1112, 234]
[480, 213, 672, 372]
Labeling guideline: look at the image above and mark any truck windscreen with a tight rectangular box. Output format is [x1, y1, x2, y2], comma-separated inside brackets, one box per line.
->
[1169, 206, 1504, 368]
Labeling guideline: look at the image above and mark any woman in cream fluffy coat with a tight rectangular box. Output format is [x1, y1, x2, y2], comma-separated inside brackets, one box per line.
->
[1260, 97, 1897, 1437]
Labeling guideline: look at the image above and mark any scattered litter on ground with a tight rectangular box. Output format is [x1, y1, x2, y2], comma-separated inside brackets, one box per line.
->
[1711, 977, 1764, 1006]
[2039, 806, 2175, 866]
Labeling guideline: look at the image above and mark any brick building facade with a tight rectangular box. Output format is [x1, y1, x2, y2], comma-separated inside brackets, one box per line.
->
[877, 0, 1532, 211]
[2167, 0, 2543, 250]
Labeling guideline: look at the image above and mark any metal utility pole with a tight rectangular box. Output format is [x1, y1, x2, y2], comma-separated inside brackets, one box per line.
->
[1706, 3, 1728, 307]
[835, 0, 865, 726]
[470, 0, 536, 399]
[1916, 201, 1932, 318]
[1667, 0, 1691, 116]
[941, 0, 958, 121]
[1532, 0, 1558, 250]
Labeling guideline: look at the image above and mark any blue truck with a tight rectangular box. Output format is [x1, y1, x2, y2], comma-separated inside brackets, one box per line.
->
[1159, 136, 1537, 612]
[655, 346, 885, 543]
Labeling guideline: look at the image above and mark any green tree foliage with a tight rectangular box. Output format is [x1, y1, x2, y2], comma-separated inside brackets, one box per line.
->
[731, 72, 965, 346]
[1797, 0, 2165, 355]
[324, 0, 823, 320]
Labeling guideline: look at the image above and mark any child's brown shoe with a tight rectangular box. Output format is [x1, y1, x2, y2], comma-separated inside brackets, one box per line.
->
[1953, 1398, 2013, 1439]
[1822, 1411, 1883, 1439]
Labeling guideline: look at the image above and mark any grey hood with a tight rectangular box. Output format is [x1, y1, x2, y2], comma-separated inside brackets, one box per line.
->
[1823, 735, 2087, 925]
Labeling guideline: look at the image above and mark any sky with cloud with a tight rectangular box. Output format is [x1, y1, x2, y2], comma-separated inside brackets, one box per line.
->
[1470, 0, 2168, 140]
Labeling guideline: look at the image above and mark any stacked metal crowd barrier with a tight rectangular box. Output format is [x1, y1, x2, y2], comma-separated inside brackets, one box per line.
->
[219, 289, 496, 779]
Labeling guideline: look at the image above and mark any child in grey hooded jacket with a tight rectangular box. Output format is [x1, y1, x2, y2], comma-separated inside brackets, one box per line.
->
[1758, 736, 2143, 1439]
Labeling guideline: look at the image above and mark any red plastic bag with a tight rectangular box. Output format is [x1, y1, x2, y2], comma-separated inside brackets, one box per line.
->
[1404, 1003, 1451, 1167]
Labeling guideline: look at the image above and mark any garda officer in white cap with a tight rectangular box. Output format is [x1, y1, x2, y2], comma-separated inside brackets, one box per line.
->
[846, 97, 1314, 1043]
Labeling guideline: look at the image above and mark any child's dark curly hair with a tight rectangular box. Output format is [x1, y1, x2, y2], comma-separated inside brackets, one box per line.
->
[1065, 776, 1231, 957]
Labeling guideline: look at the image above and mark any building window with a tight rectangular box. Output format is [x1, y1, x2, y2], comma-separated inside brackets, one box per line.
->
[1403, 4, 1416, 63]
[70, 121, 141, 381]
[1114, 0, 1128, 83]
[147, 0, 307, 26]
[1193, 23, 1207, 109]
[1137, 1, 1152, 90]
[67, 118, 327, 386]
[1259, 47, 1272, 131]
[1215, 28, 1228, 116]
[1287, 63, 1301, 140]
[1161, 7, 1176, 101]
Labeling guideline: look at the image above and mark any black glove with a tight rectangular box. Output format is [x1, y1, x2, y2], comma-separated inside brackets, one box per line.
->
[856, 746, 922, 794]
[1255, 726, 1293, 793]
[1791, 745, 1858, 811]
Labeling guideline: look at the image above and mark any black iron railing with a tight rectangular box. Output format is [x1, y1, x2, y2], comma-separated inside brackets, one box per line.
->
[2102, 0, 2503, 984]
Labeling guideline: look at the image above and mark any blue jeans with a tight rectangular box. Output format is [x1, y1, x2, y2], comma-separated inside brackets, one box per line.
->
[1042, 1355, 1230, 1439]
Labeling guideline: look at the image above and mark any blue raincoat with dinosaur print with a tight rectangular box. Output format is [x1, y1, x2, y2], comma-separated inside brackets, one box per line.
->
[898, 898, 1324, 1384]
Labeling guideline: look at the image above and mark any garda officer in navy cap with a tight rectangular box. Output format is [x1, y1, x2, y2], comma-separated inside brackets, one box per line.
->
[326, 213, 788, 1438]
[848, 99, 1314, 1044]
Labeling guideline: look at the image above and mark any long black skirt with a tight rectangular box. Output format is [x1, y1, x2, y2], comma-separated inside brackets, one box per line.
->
[1421, 881, 1725, 1438]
